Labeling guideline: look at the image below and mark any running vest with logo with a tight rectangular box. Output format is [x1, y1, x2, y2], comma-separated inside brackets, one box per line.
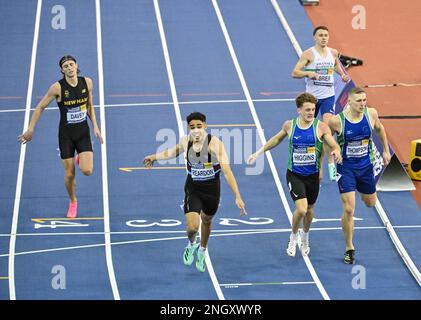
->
[57, 76, 89, 129]
[305, 47, 335, 99]
[288, 118, 323, 176]
[186, 134, 221, 184]
[337, 107, 375, 169]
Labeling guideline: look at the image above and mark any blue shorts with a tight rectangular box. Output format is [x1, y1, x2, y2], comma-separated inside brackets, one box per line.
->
[336, 163, 376, 194]
[315, 95, 335, 118]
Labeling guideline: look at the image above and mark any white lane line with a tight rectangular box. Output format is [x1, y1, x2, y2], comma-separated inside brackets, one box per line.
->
[270, 0, 303, 56]
[3, 224, 421, 238]
[95, 0, 120, 300]
[220, 281, 315, 287]
[153, 0, 224, 300]
[375, 201, 421, 286]
[1, 224, 421, 258]
[8, 0, 43, 301]
[0, 97, 295, 113]
[0, 230, 279, 258]
[211, 0, 330, 300]
[271, 0, 421, 288]
[153, 0, 184, 138]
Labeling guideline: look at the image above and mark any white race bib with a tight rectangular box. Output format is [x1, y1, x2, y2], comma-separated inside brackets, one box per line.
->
[191, 166, 215, 181]
[293, 147, 316, 166]
[313, 67, 334, 87]
[67, 105, 87, 124]
[346, 140, 369, 158]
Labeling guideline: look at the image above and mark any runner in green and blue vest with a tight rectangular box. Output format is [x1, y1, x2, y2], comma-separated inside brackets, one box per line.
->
[248, 93, 342, 257]
[328, 87, 391, 264]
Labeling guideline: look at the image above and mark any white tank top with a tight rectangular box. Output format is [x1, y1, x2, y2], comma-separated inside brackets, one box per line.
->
[305, 47, 335, 99]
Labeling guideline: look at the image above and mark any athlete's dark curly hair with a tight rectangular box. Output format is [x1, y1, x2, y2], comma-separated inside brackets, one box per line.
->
[186, 112, 206, 124]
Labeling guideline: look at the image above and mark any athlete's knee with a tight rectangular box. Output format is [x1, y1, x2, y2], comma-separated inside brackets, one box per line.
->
[201, 216, 213, 227]
[81, 167, 93, 176]
[186, 214, 200, 233]
[364, 197, 376, 208]
[306, 206, 314, 216]
[64, 172, 75, 181]
[343, 204, 354, 217]
[295, 207, 307, 218]
[187, 224, 199, 234]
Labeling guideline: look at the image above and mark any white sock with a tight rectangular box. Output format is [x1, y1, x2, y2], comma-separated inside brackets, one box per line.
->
[199, 246, 207, 252]
[188, 240, 196, 246]
[301, 231, 309, 241]
[290, 232, 298, 241]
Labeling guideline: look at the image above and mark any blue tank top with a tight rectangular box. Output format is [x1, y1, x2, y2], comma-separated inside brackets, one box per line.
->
[288, 118, 323, 176]
[337, 107, 374, 169]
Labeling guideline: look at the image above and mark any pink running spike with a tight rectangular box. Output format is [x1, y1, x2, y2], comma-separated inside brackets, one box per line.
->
[67, 201, 77, 218]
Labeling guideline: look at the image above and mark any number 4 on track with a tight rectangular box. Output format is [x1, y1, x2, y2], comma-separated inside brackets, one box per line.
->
[34, 220, 89, 229]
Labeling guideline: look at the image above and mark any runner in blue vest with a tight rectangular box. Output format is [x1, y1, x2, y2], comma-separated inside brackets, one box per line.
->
[248, 93, 342, 257]
[328, 87, 391, 264]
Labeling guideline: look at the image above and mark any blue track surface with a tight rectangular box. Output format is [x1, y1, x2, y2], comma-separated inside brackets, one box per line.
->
[0, 0, 420, 300]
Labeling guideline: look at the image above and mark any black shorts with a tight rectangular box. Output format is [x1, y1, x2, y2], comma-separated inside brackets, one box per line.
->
[58, 124, 93, 159]
[286, 170, 320, 205]
[183, 178, 220, 216]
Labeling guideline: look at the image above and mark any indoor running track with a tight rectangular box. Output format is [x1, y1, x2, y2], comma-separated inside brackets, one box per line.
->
[0, 0, 420, 300]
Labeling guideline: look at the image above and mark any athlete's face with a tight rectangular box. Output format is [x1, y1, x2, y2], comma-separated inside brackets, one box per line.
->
[61, 60, 77, 78]
[314, 29, 329, 47]
[298, 102, 316, 123]
[348, 92, 367, 113]
[188, 120, 207, 142]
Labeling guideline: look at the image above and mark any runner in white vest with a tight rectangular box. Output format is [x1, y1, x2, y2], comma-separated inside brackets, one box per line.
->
[292, 26, 349, 181]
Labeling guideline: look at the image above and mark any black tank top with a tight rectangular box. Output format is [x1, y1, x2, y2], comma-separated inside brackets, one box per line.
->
[186, 134, 221, 184]
[57, 77, 89, 129]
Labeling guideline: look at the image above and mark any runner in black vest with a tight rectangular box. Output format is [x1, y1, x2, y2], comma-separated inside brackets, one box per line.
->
[144, 112, 246, 273]
[19, 55, 103, 219]
[184, 133, 221, 217]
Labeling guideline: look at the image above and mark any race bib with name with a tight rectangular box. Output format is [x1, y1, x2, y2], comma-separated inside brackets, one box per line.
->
[293, 146, 316, 166]
[190, 163, 216, 181]
[313, 67, 334, 87]
[346, 139, 369, 158]
[67, 104, 87, 124]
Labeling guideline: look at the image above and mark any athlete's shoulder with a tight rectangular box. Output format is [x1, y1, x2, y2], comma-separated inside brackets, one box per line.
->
[317, 119, 329, 130]
[328, 113, 341, 127]
[49, 82, 61, 94]
[51, 81, 61, 88]
[282, 119, 293, 130]
[367, 106, 378, 115]
[180, 134, 190, 145]
[316, 120, 331, 139]
[84, 77, 93, 89]
[209, 134, 222, 145]
[302, 48, 314, 60]
[366, 107, 379, 122]
[329, 47, 339, 57]
[280, 120, 293, 136]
